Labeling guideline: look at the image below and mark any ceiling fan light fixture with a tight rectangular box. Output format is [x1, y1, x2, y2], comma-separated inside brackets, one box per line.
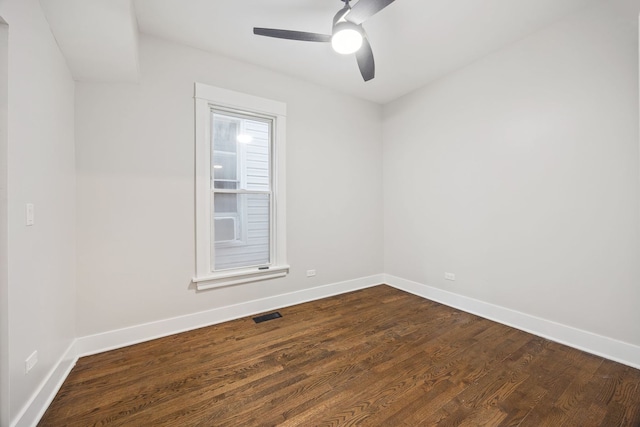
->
[331, 22, 363, 54]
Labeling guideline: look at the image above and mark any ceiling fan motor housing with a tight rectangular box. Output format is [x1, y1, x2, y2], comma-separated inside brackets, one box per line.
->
[333, 1, 352, 26]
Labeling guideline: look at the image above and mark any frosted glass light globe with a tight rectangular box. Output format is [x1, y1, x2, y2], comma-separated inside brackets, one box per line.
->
[331, 23, 363, 54]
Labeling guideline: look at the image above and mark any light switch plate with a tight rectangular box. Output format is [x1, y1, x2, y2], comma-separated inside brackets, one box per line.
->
[26, 203, 34, 226]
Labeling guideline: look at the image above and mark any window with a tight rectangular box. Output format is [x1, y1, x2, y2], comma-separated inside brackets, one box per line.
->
[193, 83, 288, 290]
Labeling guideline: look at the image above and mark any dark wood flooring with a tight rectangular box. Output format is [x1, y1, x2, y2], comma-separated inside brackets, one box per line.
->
[39, 285, 640, 426]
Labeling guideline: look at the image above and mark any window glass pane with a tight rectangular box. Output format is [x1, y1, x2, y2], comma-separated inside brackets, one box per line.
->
[212, 151, 238, 189]
[211, 109, 273, 272]
[214, 193, 238, 214]
[212, 115, 239, 153]
[214, 217, 236, 242]
[243, 120, 270, 192]
[214, 181, 239, 190]
[213, 193, 270, 270]
[211, 111, 271, 192]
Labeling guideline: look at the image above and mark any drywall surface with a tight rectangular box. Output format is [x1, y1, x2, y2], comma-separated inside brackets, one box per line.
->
[0, 0, 76, 423]
[0, 16, 9, 427]
[75, 35, 383, 335]
[383, 1, 640, 345]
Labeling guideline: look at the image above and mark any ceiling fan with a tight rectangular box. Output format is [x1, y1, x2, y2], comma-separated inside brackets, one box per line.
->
[253, 0, 396, 82]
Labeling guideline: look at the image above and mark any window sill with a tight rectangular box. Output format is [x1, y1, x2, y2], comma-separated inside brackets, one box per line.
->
[193, 265, 290, 291]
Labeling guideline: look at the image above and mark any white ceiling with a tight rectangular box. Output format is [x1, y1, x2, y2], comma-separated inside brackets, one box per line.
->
[42, 0, 601, 104]
[40, 0, 139, 83]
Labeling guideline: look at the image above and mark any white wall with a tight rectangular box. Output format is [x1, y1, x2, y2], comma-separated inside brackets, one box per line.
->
[383, 0, 640, 346]
[0, 16, 9, 427]
[75, 35, 383, 336]
[0, 0, 76, 424]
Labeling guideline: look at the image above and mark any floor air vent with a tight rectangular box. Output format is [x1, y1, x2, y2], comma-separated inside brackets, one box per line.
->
[253, 312, 282, 324]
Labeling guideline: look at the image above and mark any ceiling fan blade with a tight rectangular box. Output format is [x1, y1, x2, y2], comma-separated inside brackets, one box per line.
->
[346, 0, 395, 25]
[356, 37, 375, 81]
[253, 28, 331, 43]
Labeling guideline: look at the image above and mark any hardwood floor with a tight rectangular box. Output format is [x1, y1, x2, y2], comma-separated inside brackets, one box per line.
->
[39, 285, 640, 426]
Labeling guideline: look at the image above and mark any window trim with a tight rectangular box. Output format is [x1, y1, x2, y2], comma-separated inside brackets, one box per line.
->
[193, 83, 288, 290]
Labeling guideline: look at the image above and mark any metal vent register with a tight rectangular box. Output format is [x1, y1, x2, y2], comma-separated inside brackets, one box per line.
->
[253, 312, 282, 324]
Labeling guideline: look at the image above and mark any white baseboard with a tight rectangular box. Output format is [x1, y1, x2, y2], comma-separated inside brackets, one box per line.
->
[11, 341, 78, 427]
[384, 274, 640, 370]
[76, 274, 385, 357]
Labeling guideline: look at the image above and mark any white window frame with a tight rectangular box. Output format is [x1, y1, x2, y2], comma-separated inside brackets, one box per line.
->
[193, 83, 288, 290]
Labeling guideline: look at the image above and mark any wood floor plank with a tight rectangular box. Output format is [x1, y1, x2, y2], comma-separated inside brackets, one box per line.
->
[38, 285, 640, 426]
[277, 317, 496, 425]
